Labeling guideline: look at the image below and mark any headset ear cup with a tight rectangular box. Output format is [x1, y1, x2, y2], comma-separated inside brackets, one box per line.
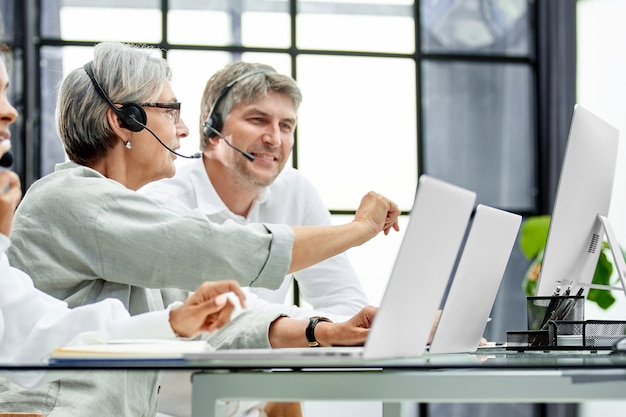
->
[119, 104, 146, 132]
[203, 68, 274, 139]
[211, 113, 223, 134]
[205, 113, 222, 138]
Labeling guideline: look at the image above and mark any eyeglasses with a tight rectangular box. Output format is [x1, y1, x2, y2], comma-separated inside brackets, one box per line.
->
[141, 102, 181, 124]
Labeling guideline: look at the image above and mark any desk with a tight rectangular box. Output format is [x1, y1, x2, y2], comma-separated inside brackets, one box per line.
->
[5, 349, 626, 417]
[187, 349, 626, 417]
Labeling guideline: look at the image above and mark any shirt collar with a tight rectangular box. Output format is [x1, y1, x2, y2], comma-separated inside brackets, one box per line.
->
[188, 159, 272, 220]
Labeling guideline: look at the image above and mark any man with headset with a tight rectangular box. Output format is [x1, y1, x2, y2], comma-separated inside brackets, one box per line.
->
[139, 62, 369, 417]
[140, 61, 368, 321]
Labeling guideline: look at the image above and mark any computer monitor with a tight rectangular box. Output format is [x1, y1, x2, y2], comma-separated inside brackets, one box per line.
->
[535, 104, 620, 297]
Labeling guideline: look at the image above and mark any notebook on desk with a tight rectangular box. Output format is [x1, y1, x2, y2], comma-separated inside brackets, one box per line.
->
[428, 204, 521, 354]
[185, 175, 477, 361]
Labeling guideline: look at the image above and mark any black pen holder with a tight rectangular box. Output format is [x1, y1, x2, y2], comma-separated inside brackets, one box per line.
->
[506, 296, 626, 351]
[506, 296, 585, 351]
[526, 295, 585, 331]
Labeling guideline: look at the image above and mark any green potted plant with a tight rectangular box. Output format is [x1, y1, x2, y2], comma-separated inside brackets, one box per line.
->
[519, 215, 618, 310]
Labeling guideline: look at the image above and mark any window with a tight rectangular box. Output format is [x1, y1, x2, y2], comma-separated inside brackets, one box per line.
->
[7, 0, 537, 306]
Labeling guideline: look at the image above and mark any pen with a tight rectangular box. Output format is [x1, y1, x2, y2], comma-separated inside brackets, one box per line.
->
[538, 287, 582, 332]
[530, 286, 563, 347]
[556, 287, 585, 321]
[538, 286, 562, 330]
[541, 287, 584, 330]
[539, 300, 566, 331]
[562, 285, 571, 297]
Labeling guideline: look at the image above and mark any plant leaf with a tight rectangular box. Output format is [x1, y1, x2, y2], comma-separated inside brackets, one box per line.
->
[519, 216, 551, 260]
[588, 251, 616, 310]
[522, 250, 543, 297]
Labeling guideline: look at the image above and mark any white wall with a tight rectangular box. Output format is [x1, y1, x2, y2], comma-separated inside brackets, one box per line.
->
[577, 0, 626, 320]
[577, 0, 626, 415]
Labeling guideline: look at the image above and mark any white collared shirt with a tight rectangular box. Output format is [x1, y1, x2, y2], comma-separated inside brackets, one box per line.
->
[140, 160, 368, 320]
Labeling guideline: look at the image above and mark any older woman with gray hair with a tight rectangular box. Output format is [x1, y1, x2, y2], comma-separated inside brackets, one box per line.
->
[0, 41, 398, 416]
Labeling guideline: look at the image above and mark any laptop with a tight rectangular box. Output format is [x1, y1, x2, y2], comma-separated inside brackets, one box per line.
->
[185, 175, 477, 361]
[428, 204, 521, 354]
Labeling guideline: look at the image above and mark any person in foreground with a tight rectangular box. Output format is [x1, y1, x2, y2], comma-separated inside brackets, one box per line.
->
[0, 41, 395, 416]
[0, 49, 244, 385]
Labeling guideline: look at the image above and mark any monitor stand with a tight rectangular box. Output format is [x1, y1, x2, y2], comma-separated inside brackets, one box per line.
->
[597, 214, 626, 298]
[564, 214, 626, 298]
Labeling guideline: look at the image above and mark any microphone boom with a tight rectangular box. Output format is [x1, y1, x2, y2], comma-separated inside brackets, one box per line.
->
[203, 124, 255, 162]
[132, 117, 201, 159]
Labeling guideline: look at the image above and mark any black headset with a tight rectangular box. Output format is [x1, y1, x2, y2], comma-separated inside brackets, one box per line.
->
[203, 68, 274, 138]
[83, 61, 147, 132]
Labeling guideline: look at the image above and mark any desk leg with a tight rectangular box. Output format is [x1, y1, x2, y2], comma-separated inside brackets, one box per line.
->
[382, 402, 404, 417]
[191, 373, 218, 417]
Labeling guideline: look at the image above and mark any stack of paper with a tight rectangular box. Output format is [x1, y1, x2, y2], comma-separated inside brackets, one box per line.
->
[49, 339, 214, 362]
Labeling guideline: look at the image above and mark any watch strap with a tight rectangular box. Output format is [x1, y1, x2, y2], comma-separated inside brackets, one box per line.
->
[306, 316, 333, 347]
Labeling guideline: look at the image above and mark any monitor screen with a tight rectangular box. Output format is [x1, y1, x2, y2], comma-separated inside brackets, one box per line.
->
[535, 105, 619, 297]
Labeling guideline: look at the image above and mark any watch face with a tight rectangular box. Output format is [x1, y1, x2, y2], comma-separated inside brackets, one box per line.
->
[306, 316, 331, 347]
